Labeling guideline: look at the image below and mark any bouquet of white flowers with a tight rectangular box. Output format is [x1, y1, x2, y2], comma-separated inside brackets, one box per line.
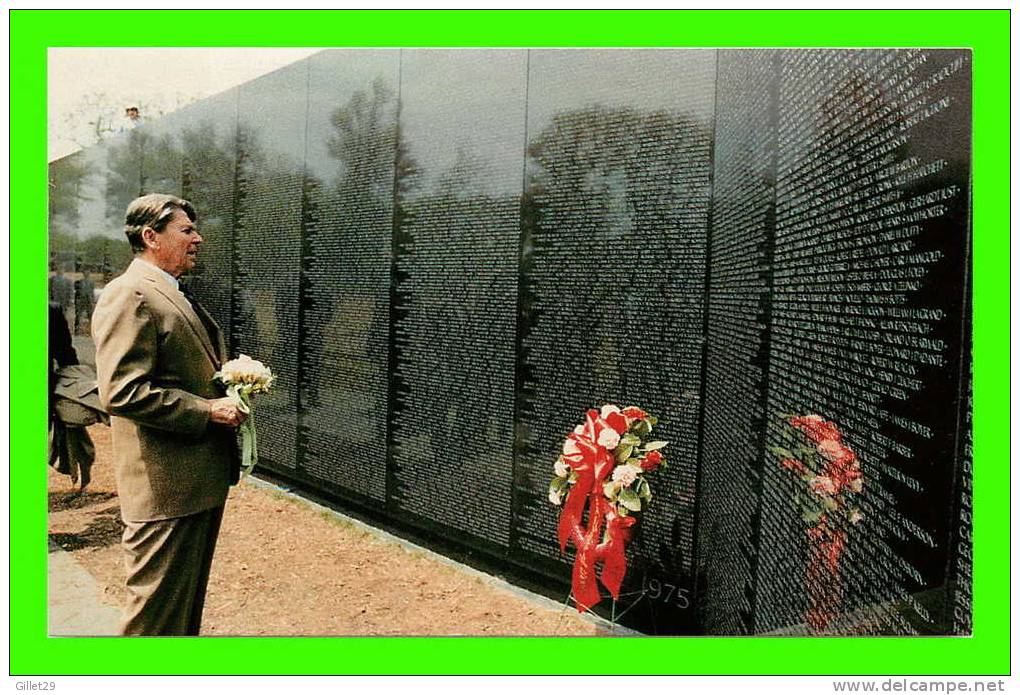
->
[214, 354, 274, 479]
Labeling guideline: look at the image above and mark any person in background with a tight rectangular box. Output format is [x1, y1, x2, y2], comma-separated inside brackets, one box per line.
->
[49, 302, 98, 490]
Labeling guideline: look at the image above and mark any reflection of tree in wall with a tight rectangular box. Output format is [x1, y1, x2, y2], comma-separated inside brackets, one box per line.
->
[49, 155, 89, 236]
[103, 129, 187, 277]
[182, 123, 236, 182]
[231, 123, 269, 350]
[104, 130, 148, 227]
[225, 121, 307, 471]
[302, 78, 419, 419]
[143, 132, 184, 194]
[327, 78, 420, 201]
[231, 122, 303, 377]
[180, 122, 239, 336]
[520, 105, 713, 607]
[49, 153, 135, 274]
[105, 128, 185, 224]
[523, 105, 711, 416]
[394, 143, 520, 505]
[77, 235, 132, 274]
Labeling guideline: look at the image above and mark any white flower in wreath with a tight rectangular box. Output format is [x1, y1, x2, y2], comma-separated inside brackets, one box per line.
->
[611, 464, 642, 488]
[554, 457, 571, 478]
[597, 426, 621, 450]
[600, 404, 623, 420]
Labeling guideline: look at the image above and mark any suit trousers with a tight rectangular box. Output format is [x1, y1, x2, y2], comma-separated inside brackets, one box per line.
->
[120, 505, 225, 636]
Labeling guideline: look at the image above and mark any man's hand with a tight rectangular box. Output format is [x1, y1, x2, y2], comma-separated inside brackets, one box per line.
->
[209, 398, 248, 428]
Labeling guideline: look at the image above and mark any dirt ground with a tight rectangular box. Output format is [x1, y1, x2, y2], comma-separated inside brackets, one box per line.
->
[47, 424, 603, 636]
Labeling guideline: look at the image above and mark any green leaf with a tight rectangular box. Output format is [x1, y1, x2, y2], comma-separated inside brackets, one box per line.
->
[615, 444, 635, 463]
[636, 478, 652, 501]
[634, 420, 652, 437]
[619, 488, 642, 512]
[621, 433, 641, 447]
[603, 481, 618, 500]
[803, 509, 823, 524]
[549, 477, 567, 494]
[647, 416, 658, 426]
[770, 446, 794, 459]
[626, 457, 644, 467]
[643, 440, 668, 452]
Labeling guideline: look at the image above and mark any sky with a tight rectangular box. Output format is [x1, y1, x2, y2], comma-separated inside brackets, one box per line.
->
[48, 48, 321, 161]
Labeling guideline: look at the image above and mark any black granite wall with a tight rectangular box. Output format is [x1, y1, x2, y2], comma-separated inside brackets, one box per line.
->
[49, 48, 972, 635]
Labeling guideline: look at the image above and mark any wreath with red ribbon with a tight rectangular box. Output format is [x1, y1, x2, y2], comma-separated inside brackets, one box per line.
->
[548, 405, 668, 612]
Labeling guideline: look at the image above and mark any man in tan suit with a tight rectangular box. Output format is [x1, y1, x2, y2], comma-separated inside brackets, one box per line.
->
[92, 193, 246, 636]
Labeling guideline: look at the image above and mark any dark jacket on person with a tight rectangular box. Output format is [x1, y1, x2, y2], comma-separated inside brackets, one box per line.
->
[49, 303, 99, 489]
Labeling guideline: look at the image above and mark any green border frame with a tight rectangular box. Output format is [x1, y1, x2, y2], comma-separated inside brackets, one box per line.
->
[12, 9, 1009, 676]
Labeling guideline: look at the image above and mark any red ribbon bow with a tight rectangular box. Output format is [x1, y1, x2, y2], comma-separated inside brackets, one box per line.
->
[557, 408, 634, 612]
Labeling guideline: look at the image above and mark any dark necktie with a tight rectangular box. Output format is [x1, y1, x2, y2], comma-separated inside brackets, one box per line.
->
[180, 285, 219, 351]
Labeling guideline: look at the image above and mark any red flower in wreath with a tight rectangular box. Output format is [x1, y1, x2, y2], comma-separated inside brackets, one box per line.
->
[640, 450, 663, 472]
[622, 406, 648, 423]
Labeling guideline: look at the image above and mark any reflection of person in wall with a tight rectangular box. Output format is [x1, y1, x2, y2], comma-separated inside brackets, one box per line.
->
[92, 194, 246, 636]
[73, 261, 95, 336]
[49, 264, 74, 329]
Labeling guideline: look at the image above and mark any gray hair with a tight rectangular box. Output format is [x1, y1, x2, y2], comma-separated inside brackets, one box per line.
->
[123, 193, 197, 253]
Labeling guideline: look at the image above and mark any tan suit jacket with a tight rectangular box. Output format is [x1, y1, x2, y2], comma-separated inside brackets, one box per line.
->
[92, 258, 237, 523]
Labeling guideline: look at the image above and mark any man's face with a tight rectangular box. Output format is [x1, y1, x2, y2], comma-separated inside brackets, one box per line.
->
[147, 208, 202, 277]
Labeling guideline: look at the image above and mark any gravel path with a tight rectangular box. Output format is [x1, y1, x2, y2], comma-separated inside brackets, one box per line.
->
[47, 425, 606, 636]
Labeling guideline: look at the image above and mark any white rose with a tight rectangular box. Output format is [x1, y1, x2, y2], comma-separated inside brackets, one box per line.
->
[554, 458, 570, 478]
[611, 464, 641, 488]
[597, 427, 621, 450]
[548, 490, 563, 506]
